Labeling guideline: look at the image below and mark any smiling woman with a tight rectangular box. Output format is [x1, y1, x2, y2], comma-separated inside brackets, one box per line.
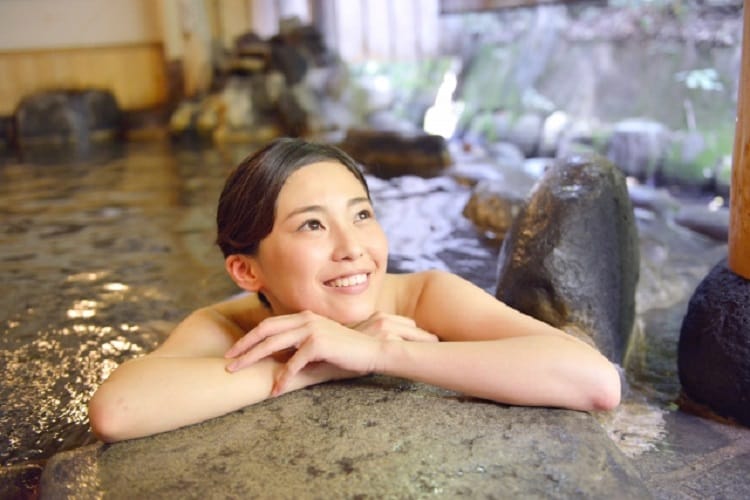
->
[87, 138, 621, 443]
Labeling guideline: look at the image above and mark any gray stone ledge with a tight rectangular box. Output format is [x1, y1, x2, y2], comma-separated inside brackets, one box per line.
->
[41, 376, 648, 499]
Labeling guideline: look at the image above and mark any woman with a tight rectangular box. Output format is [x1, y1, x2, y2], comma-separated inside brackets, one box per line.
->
[88, 138, 620, 442]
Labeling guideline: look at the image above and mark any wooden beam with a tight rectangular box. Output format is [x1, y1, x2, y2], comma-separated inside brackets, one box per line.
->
[729, 0, 750, 279]
[439, 0, 596, 14]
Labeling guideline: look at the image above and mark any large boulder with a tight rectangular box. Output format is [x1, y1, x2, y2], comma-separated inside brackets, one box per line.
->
[15, 89, 121, 149]
[678, 259, 750, 426]
[496, 154, 640, 362]
[340, 129, 452, 178]
[40, 376, 648, 498]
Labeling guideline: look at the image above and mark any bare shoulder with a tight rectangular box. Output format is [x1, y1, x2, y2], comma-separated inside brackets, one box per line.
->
[382, 270, 459, 318]
[210, 292, 270, 331]
[404, 270, 542, 341]
[153, 292, 269, 358]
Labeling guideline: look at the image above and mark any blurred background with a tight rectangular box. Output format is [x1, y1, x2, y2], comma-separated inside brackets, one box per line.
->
[0, 0, 743, 192]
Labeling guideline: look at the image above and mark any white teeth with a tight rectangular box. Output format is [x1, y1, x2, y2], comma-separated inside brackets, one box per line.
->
[327, 273, 367, 288]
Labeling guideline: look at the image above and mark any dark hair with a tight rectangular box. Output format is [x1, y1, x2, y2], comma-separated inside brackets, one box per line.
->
[216, 137, 370, 258]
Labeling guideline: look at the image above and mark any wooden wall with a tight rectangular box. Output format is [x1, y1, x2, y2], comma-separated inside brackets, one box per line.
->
[0, 45, 168, 115]
[0, 0, 169, 116]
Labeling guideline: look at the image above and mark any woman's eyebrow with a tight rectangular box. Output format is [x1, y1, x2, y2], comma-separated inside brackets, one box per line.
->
[348, 196, 370, 207]
[284, 197, 371, 221]
[284, 205, 324, 221]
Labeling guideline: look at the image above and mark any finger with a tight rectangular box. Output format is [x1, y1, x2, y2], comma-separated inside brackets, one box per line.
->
[353, 313, 415, 333]
[399, 328, 439, 342]
[394, 315, 417, 327]
[272, 340, 318, 395]
[224, 330, 263, 359]
[224, 312, 314, 358]
[370, 313, 416, 328]
[226, 328, 307, 372]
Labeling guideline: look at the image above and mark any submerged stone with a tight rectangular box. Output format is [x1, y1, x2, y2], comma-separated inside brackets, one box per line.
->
[463, 180, 526, 242]
[340, 129, 452, 178]
[15, 89, 121, 149]
[678, 259, 750, 426]
[496, 154, 640, 362]
[40, 377, 648, 498]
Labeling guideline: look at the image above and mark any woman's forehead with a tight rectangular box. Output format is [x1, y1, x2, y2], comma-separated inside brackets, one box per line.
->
[280, 161, 368, 199]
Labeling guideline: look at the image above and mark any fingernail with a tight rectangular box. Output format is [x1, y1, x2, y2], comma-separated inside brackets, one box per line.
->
[226, 362, 236, 372]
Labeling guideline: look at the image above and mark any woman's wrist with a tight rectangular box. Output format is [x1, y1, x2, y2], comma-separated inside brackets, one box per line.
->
[374, 337, 409, 376]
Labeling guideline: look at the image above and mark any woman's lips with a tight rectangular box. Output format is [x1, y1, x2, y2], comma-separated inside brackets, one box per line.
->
[324, 273, 368, 288]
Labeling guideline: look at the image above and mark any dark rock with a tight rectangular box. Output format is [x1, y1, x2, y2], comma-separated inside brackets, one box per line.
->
[40, 377, 648, 498]
[81, 90, 121, 135]
[0, 115, 12, 150]
[496, 154, 640, 362]
[606, 119, 670, 181]
[270, 43, 308, 86]
[678, 258, 750, 426]
[277, 87, 309, 137]
[274, 24, 332, 66]
[340, 129, 452, 178]
[674, 205, 729, 241]
[230, 33, 271, 75]
[0, 463, 43, 500]
[626, 183, 680, 215]
[15, 90, 121, 148]
[234, 32, 270, 58]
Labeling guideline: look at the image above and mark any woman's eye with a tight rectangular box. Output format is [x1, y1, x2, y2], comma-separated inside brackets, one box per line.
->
[299, 219, 323, 231]
[355, 209, 373, 222]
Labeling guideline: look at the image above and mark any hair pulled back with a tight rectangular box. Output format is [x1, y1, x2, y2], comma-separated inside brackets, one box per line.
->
[216, 138, 370, 257]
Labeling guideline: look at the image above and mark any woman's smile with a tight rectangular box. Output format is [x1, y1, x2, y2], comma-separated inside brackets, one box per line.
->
[324, 272, 370, 289]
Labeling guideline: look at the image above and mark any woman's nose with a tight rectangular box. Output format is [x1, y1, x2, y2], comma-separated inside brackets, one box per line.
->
[331, 226, 364, 261]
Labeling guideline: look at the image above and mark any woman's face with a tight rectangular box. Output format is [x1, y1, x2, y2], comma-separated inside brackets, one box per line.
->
[248, 161, 388, 324]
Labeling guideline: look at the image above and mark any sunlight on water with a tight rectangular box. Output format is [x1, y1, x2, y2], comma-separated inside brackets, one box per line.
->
[0, 144, 235, 467]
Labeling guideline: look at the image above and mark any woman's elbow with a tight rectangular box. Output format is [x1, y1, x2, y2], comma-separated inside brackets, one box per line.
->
[88, 387, 131, 443]
[588, 362, 621, 411]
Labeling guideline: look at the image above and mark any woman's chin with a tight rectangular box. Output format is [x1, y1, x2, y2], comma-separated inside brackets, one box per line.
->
[325, 307, 374, 326]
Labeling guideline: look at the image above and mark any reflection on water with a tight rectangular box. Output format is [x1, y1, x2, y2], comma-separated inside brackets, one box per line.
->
[0, 143, 499, 470]
[0, 144, 238, 469]
[369, 174, 499, 291]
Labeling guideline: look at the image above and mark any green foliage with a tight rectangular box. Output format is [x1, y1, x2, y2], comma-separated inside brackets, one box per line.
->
[465, 110, 497, 142]
[662, 122, 735, 186]
[348, 59, 452, 108]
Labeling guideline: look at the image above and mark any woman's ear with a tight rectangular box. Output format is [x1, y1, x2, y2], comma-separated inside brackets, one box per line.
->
[225, 255, 263, 292]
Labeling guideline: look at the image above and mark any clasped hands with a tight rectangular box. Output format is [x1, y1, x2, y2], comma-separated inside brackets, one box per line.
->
[224, 310, 438, 396]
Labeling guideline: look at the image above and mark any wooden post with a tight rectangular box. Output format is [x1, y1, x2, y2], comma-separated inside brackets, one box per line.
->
[729, 0, 750, 279]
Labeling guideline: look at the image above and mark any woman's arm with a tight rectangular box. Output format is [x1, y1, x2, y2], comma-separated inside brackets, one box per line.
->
[88, 300, 346, 442]
[391, 270, 621, 410]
